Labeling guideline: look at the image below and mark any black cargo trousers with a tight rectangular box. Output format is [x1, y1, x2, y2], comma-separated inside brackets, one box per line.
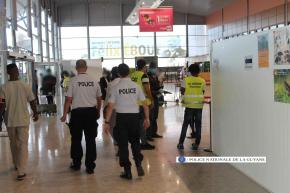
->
[115, 113, 143, 168]
[69, 107, 98, 170]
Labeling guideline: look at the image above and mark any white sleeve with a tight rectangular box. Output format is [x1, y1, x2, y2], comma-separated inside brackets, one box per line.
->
[108, 87, 116, 104]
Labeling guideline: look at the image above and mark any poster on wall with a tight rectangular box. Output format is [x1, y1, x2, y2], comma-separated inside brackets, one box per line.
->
[274, 69, 290, 103]
[258, 34, 269, 68]
[139, 7, 173, 32]
[273, 29, 290, 65]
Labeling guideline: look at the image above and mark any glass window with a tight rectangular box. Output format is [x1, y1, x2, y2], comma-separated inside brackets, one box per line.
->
[61, 38, 87, 50]
[90, 37, 121, 59]
[48, 17, 52, 31]
[102, 59, 122, 70]
[61, 27, 88, 60]
[89, 26, 122, 59]
[48, 31, 52, 44]
[42, 41, 47, 58]
[6, 0, 12, 19]
[6, 21, 13, 49]
[49, 45, 53, 59]
[33, 35, 39, 55]
[41, 9, 45, 25]
[158, 58, 186, 67]
[16, 0, 28, 29]
[90, 26, 121, 37]
[188, 25, 208, 56]
[42, 25, 46, 41]
[62, 50, 88, 60]
[32, 16, 38, 36]
[156, 25, 186, 58]
[61, 27, 87, 38]
[124, 59, 136, 68]
[123, 26, 154, 58]
[16, 27, 32, 51]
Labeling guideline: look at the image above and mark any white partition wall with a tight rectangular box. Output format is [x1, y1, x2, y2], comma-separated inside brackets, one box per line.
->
[211, 28, 290, 193]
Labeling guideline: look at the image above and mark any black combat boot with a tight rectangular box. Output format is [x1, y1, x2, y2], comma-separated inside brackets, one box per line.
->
[120, 166, 132, 180]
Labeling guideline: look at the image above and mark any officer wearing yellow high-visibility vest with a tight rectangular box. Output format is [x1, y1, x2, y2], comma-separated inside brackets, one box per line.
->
[177, 63, 205, 150]
[131, 59, 155, 150]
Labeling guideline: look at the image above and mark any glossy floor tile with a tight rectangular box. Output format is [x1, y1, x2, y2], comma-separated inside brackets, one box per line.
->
[0, 90, 269, 193]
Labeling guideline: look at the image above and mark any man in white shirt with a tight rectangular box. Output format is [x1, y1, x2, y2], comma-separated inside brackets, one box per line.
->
[104, 63, 150, 180]
[61, 59, 102, 174]
[0, 64, 38, 181]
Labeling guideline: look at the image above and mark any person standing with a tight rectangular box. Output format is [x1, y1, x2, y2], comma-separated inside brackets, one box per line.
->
[177, 63, 205, 150]
[131, 59, 155, 150]
[147, 61, 163, 139]
[61, 59, 102, 174]
[104, 63, 150, 180]
[99, 68, 111, 100]
[41, 69, 56, 104]
[0, 64, 38, 180]
[103, 66, 120, 145]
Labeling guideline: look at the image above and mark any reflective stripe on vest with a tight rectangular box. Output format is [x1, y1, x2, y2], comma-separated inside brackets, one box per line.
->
[131, 70, 152, 106]
[183, 76, 205, 109]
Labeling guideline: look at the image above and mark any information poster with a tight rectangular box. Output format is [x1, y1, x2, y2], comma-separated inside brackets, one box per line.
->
[258, 34, 269, 68]
[274, 69, 290, 103]
[273, 29, 290, 65]
[139, 7, 173, 32]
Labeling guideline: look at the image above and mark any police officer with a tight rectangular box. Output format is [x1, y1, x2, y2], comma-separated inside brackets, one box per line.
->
[104, 63, 150, 180]
[61, 59, 102, 174]
[177, 63, 205, 150]
[131, 59, 155, 150]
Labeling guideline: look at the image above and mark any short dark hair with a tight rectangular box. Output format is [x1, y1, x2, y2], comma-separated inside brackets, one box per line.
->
[149, 61, 157, 68]
[7, 63, 18, 72]
[111, 66, 119, 80]
[76, 59, 87, 69]
[188, 63, 201, 75]
[136, 59, 146, 70]
[118, 63, 130, 77]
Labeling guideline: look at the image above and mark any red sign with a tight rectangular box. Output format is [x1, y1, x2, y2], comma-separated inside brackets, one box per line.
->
[139, 7, 173, 32]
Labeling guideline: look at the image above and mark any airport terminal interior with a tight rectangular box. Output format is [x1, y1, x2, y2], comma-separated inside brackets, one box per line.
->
[0, 0, 290, 193]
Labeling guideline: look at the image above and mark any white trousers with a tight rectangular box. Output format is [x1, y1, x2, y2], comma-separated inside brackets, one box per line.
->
[7, 127, 29, 175]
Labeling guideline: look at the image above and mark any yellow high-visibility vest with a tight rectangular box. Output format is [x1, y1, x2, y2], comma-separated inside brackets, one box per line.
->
[182, 76, 205, 109]
[131, 70, 152, 106]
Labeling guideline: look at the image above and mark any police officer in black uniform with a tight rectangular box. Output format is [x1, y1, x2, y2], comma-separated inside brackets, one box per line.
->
[104, 63, 150, 180]
[61, 59, 102, 174]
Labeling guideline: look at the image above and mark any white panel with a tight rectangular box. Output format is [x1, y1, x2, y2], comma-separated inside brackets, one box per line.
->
[211, 27, 290, 193]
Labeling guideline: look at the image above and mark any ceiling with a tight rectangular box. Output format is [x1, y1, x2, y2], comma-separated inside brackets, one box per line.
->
[55, 0, 237, 16]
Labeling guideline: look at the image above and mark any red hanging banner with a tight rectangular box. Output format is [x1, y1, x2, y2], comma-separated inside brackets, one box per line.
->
[139, 7, 173, 32]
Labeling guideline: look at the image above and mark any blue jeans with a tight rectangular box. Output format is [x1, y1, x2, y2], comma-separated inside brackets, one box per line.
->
[178, 108, 202, 146]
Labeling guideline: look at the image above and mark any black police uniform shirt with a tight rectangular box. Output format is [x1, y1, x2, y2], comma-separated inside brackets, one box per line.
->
[66, 73, 102, 110]
[108, 78, 145, 113]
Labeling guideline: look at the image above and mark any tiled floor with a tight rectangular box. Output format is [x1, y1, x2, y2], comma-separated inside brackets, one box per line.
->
[0, 87, 270, 193]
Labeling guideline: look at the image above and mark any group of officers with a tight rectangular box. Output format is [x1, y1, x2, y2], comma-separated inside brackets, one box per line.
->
[60, 59, 206, 180]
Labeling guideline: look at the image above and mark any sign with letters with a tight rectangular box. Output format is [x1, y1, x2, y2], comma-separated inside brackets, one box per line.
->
[139, 7, 173, 32]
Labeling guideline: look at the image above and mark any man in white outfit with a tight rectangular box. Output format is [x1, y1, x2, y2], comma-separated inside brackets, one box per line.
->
[0, 64, 38, 180]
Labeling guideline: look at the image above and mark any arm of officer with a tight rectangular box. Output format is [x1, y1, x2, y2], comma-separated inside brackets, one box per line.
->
[142, 104, 150, 129]
[142, 75, 154, 109]
[103, 102, 114, 135]
[96, 84, 102, 119]
[61, 97, 72, 122]
[103, 86, 116, 135]
[61, 80, 73, 122]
